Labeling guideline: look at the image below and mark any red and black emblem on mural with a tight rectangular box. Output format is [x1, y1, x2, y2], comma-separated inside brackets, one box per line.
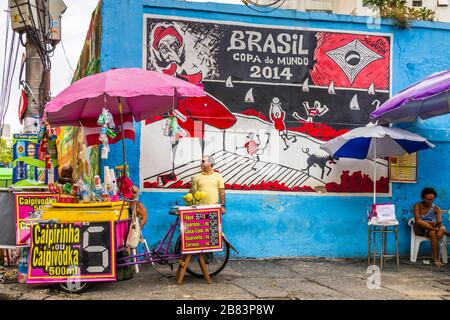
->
[311, 33, 390, 90]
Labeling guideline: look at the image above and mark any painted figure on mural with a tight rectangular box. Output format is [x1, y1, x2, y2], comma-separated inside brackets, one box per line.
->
[301, 148, 338, 180]
[151, 24, 203, 84]
[236, 132, 271, 170]
[293, 101, 329, 123]
[269, 97, 297, 151]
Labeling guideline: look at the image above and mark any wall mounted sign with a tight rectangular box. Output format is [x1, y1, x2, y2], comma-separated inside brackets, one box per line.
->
[389, 153, 417, 183]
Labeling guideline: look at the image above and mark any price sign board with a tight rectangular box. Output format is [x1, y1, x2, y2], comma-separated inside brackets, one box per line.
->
[27, 221, 116, 284]
[179, 205, 223, 254]
[15, 193, 60, 246]
[389, 153, 417, 183]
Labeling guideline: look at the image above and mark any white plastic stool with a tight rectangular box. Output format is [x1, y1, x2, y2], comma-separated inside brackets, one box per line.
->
[408, 218, 448, 263]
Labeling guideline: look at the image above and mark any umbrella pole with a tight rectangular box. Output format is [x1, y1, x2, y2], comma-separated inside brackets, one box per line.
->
[118, 97, 127, 177]
[373, 138, 376, 205]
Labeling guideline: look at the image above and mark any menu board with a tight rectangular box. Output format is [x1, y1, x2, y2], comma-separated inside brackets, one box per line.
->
[179, 205, 223, 254]
[389, 153, 417, 183]
[27, 221, 116, 284]
[15, 193, 60, 246]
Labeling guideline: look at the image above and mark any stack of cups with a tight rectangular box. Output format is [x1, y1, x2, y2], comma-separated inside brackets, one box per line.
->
[110, 169, 117, 194]
[103, 166, 111, 186]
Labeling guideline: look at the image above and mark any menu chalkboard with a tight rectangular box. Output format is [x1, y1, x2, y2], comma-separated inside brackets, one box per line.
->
[179, 205, 223, 254]
[27, 221, 116, 284]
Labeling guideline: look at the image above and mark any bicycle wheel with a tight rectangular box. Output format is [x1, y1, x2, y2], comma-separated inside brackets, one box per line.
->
[58, 281, 90, 294]
[175, 235, 230, 278]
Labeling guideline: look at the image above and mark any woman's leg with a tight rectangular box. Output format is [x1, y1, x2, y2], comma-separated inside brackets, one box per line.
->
[413, 223, 426, 236]
[429, 231, 442, 266]
[437, 227, 445, 239]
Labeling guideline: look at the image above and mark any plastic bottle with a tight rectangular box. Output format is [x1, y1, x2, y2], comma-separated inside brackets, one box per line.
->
[47, 169, 55, 184]
[27, 165, 35, 181]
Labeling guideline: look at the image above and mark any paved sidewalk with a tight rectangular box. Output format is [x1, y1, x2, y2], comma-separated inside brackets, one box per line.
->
[2, 258, 450, 300]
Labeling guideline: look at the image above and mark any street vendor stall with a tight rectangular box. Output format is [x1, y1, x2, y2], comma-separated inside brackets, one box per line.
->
[20, 68, 222, 292]
[27, 201, 129, 291]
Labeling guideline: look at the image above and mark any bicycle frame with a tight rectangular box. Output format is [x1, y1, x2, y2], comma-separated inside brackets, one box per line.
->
[116, 214, 182, 268]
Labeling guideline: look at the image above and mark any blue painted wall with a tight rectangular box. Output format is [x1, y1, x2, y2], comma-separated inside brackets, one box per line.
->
[100, 0, 450, 258]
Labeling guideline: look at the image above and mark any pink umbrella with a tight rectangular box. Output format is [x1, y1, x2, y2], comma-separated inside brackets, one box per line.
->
[45, 68, 205, 126]
[44, 68, 206, 176]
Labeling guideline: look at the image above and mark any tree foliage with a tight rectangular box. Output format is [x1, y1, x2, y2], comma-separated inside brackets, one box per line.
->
[0, 138, 12, 167]
[364, 0, 435, 29]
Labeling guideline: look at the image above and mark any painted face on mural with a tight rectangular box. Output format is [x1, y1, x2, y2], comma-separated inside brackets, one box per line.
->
[152, 25, 186, 69]
[157, 35, 182, 64]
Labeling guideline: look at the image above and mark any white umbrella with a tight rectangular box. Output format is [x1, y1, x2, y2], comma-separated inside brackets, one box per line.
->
[321, 125, 435, 204]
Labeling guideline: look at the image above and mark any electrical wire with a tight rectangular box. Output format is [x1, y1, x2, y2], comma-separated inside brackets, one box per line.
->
[2, 40, 20, 129]
[243, 0, 287, 13]
[243, 0, 286, 7]
[14, 0, 53, 118]
[0, 12, 10, 112]
[15, 0, 51, 71]
[0, 12, 15, 137]
[60, 39, 74, 73]
[0, 11, 19, 139]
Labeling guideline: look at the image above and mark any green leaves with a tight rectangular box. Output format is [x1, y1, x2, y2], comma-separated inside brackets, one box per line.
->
[0, 138, 12, 166]
[364, 0, 435, 29]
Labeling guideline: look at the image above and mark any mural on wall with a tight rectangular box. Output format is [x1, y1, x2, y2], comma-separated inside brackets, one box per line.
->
[142, 16, 392, 193]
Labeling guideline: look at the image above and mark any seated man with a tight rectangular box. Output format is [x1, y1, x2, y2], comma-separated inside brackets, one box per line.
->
[413, 187, 450, 268]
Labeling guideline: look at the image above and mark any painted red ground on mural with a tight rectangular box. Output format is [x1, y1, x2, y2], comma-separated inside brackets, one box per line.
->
[143, 173, 389, 193]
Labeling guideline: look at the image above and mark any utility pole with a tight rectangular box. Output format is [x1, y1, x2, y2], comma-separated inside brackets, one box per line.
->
[24, 27, 46, 132]
[9, 0, 66, 132]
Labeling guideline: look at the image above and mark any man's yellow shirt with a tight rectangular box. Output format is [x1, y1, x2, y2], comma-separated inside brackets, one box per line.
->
[191, 171, 225, 205]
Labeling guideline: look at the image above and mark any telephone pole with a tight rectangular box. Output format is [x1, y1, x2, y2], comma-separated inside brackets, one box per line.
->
[8, 0, 66, 132]
[24, 27, 47, 131]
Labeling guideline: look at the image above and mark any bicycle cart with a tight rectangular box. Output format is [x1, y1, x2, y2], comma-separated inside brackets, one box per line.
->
[27, 201, 236, 293]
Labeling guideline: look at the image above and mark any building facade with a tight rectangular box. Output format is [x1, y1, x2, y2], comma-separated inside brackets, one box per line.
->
[279, 0, 450, 22]
[94, 0, 450, 258]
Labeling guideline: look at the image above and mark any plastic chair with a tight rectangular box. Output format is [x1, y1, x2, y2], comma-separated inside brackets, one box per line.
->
[408, 218, 448, 263]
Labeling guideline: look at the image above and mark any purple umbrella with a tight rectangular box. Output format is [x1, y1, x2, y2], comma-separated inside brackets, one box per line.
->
[371, 69, 450, 123]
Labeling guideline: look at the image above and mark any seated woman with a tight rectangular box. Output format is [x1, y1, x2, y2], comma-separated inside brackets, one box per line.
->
[413, 187, 449, 268]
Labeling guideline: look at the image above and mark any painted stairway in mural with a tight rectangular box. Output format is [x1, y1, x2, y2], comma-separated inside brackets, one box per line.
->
[143, 149, 325, 191]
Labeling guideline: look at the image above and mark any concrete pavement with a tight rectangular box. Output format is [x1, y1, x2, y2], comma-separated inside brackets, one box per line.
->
[2, 257, 450, 300]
